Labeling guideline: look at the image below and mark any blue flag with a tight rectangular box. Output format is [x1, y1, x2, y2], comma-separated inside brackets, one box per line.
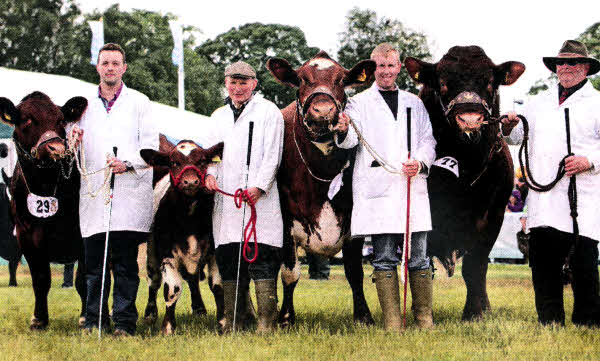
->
[169, 21, 184, 71]
[88, 20, 104, 65]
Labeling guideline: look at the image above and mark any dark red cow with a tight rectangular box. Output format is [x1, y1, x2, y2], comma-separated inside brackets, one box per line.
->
[404, 46, 525, 320]
[267, 51, 376, 326]
[0, 92, 87, 329]
[140, 140, 225, 335]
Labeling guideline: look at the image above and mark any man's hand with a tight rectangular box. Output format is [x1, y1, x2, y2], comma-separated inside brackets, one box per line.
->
[68, 125, 84, 149]
[501, 111, 520, 135]
[205, 174, 218, 192]
[106, 156, 128, 174]
[403, 158, 421, 177]
[245, 187, 263, 204]
[565, 155, 592, 177]
[333, 112, 350, 134]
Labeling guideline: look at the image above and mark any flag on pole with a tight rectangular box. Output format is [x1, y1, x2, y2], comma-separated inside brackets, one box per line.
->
[88, 19, 104, 65]
[169, 21, 184, 71]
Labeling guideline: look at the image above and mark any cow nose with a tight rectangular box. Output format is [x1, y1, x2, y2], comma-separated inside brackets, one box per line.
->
[311, 103, 335, 117]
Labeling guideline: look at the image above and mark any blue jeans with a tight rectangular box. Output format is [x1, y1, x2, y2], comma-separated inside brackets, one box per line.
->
[371, 232, 430, 271]
[84, 231, 146, 334]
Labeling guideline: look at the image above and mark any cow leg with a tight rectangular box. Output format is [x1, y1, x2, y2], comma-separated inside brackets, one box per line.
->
[144, 239, 162, 323]
[207, 255, 224, 322]
[24, 254, 51, 330]
[161, 258, 182, 335]
[461, 244, 492, 320]
[75, 248, 87, 327]
[183, 271, 207, 316]
[8, 258, 19, 287]
[278, 255, 300, 328]
[342, 237, 374, 325]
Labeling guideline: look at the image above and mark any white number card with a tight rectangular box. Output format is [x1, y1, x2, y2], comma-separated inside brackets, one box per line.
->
[27, 193, 59, 218]
[432, 156, 460, 178]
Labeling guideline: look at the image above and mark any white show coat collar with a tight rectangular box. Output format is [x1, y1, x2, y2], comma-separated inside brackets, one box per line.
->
[229, 94, 264, 122]
[550, 81, 597, 108]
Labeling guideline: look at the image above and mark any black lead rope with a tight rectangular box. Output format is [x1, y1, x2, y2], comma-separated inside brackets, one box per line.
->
[513, 109, 578, 284]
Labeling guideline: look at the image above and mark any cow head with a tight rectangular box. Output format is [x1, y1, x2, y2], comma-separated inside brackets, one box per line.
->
[0, 92, 87, 162]
[140, 141, 224, 197]
[267, 51, 376, 140]
[405, 46, 525, 144]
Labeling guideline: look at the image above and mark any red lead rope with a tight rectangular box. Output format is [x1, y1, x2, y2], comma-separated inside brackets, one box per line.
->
[214, 187, 258, 263]
[403, 153, 412, 327]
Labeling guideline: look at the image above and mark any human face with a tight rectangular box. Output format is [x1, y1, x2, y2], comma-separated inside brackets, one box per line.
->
[225, 77, 257, 107]
[373, 53, 401, 91]
[556, 60, 589, 89]
[96, 50, 127, 88]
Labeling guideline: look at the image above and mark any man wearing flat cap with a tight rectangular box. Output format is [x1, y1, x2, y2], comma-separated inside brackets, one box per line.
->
[502, 40, 600, 327]
[205, 61, 284, 333]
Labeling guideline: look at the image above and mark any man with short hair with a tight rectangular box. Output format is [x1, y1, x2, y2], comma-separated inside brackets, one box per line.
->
[75, 43, 158, 336]
[334, 43, 436, 331]
[205, 61, 284, 333]
[502, 40, 600, 327]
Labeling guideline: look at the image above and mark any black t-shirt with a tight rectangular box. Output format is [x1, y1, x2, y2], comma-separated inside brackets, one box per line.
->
[379, 90, 399, 120]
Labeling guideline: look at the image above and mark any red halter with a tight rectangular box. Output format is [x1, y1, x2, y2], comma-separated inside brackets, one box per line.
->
[170, 165, 206, 188]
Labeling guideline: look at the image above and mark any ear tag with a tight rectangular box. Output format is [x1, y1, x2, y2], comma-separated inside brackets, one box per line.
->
[415, 72, 420, 81]
[211, 156, 221, 163]
[505, 73, 510, 84]
[4, 113, 11, 121]
[357, 69, 367, 82]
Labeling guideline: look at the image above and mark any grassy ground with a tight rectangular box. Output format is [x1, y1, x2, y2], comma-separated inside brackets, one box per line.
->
[0, 262, 598, 361]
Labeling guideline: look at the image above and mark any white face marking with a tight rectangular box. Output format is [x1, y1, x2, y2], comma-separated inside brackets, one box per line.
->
[308, 58, 335, 70]
[176, 142, 198, 157]
[292, 201, 343, 256]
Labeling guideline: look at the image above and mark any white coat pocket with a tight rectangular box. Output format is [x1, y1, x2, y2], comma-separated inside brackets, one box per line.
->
[358, 165, 397, 199]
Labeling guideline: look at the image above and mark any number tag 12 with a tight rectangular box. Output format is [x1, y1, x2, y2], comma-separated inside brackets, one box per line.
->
[27, 193, 59, 218]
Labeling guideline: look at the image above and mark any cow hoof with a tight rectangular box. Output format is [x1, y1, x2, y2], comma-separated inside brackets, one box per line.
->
[192, 307, 207, 317]
[461, 311, 483, 321]
[30, 317, 48, 331]
[144, 306, 158, 324]
[78, 316, 86, 328]
[278, 311, 295, 328]
[8, 281, 17, 287]
[161, 322, 175, 336]
[354, 313, 375, 326]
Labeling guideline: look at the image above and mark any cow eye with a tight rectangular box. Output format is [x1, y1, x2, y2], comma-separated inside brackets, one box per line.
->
[171, 161, 180, 167]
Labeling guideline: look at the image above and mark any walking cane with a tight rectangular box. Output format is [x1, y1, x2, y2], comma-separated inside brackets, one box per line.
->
[98, 146, 117, 339]
[233, 121, 254, 331]
[402, 108, 412, 327]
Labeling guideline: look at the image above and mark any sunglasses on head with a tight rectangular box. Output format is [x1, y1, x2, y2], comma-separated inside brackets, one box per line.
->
[555, 59, 582, 66]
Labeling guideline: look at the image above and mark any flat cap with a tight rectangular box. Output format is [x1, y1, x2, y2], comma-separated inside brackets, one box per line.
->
[224, 61, 256, 79]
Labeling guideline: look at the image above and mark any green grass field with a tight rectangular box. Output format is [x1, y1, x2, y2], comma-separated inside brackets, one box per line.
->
[0, 262, 598, 361]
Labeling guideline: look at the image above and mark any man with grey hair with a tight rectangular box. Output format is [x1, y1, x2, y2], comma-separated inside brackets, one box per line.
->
[502, 40, 600, 327]
[205, 61, 284, 333]
[334, 43, 436, 331]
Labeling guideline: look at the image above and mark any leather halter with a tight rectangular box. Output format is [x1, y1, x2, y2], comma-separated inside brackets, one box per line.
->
[295, 87, 347, 139]
[170, 165, 205, 188]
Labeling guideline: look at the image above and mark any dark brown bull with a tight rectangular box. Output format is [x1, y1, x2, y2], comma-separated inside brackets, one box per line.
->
[0, 92, 87, 329]
[267, 51, 376, 326]
[140, 140, 225, 335]
[404, 46, 525, 320]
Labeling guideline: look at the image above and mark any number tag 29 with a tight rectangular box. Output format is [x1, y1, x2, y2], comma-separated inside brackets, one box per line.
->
[27, 193, 59, 218]
[432, 156, 460, 178]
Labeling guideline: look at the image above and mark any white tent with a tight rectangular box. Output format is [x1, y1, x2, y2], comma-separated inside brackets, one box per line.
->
[0, 67, 217, 179]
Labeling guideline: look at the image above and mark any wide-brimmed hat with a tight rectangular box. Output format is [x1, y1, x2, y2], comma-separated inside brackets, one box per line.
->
[224, 61, 256, 79]
[543, 40, 600, 75]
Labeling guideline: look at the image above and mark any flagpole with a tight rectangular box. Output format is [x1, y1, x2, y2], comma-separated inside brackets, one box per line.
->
[169, 20, 185, 111]
[178, 67, 185, 110]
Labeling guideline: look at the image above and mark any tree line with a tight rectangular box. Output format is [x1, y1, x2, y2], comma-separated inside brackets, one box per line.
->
[0, 1, 431, 115]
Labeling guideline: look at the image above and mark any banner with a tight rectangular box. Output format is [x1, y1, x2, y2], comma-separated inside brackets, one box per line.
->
[169, 20, 184, 71]
[88, 20, 104, 65]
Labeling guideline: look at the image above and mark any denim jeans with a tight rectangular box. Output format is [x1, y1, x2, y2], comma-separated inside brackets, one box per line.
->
[84, 231, 146, 334]
[371, 232, 430, 271]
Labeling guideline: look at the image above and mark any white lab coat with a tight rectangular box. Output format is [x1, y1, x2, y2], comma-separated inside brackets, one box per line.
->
[338, 83, 436, 236]
[507, 81, 600, 241]
[207, 94, 284, 248]
[77, 84, 158, 237]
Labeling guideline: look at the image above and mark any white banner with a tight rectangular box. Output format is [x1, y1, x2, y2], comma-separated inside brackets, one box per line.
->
[169, 20, 184, 71]
[88, 20, 104, 65]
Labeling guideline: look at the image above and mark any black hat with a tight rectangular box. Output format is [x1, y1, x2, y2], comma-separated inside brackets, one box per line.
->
[542, 40, 600, 75]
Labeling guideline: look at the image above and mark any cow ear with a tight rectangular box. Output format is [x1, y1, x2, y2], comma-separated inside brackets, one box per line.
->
[404, 57, 437, 88]
[343, 60, 376, 88]
[61, 96, 88, 123]
[206, 142, 224, 164]
[267, 58, 300, 88]
[495, 61, 526, 86]
[140, 149, 169, 167]
[0, 97, 20, 126]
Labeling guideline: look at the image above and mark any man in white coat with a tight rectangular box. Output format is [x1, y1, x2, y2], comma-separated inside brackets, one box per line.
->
[74, 43, 158, 336]
[205, 61, 284, 333]
[334, 43, 436, 331]
[502, 40, 600, 327]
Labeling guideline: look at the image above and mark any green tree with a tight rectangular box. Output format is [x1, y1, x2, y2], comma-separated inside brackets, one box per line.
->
[337, 7, 432, 94]
[197, 23, 320, 108]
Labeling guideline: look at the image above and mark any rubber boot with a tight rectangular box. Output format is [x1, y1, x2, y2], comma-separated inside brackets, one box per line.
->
[255, 279, 278, 334]
[373, 270, 403, 332]
[409, 268, 434, 329]
[219, 281, 236, 334]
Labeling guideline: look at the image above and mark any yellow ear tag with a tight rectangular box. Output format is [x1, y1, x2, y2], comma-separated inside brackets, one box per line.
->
[414, 72, 420, 81]
[4, 113, 11, 121]
[505, 73, 510, 84]
[357, 69, 367, 82]
[211, 155, 221, 163]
